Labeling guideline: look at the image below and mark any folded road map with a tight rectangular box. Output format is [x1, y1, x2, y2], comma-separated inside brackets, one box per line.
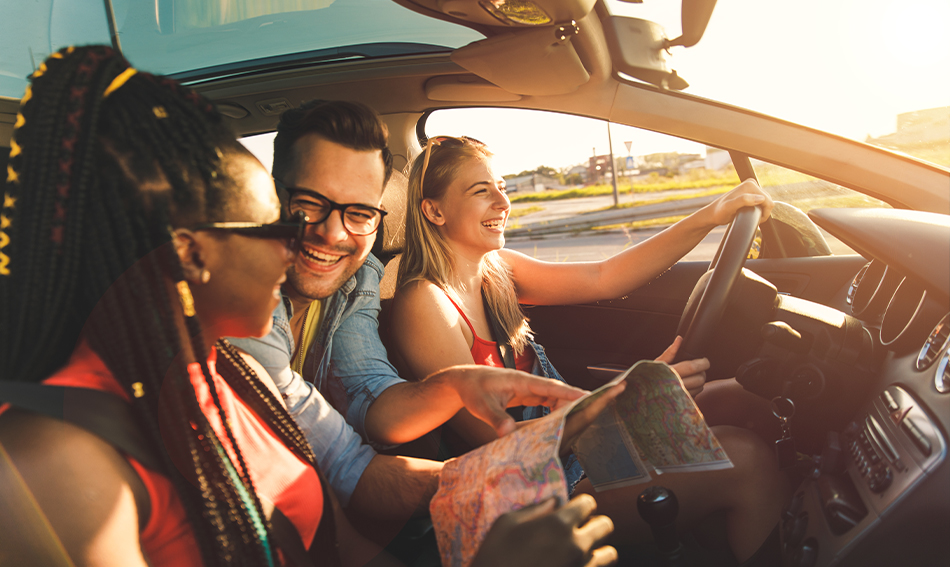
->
[429, 360, 731, 567]
[572, 360, 732, 492]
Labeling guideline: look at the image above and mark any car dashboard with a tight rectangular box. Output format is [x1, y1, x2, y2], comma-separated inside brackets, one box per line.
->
[774, 208, 950, 567]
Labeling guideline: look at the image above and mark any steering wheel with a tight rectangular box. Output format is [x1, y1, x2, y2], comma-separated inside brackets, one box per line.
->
[673, 205, 763, 364]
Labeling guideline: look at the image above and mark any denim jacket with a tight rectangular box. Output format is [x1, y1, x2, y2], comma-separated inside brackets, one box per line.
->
[521, 339, 586, 492]
[228, 255, 400, 505]
[294, 254, 404, 438]
[236, 253, 583, 494]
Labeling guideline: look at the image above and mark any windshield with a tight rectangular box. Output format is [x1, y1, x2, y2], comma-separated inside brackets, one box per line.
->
[0, 0, 483, 96]
[604, 0, 949, 169]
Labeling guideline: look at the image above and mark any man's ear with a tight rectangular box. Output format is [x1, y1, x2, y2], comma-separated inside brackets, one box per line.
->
[421, 198, 445, 226]
[171, 229, 207, 284]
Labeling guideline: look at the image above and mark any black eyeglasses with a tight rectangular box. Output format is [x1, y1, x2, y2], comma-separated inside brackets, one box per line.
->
[420, 136, 485, 188]
[275, 178, 387, 236]
[192, 210, 307, 253]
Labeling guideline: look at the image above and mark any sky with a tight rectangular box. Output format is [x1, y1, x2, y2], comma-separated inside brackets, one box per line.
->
[426, 0, 950, 175]
[244, 0, 949, 176]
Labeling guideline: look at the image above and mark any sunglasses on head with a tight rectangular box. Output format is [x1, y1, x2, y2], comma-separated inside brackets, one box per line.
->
[420, 135, 485, 188]
[191, 210, 308, 254]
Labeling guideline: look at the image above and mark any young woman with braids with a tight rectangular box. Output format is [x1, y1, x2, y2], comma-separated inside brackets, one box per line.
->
[0, 47, 622, 567]
[0, 44, 340, 567]
[390, 136, 790, 563]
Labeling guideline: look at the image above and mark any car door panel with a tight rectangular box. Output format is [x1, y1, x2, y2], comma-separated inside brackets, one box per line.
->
[526, 254, 868, 390]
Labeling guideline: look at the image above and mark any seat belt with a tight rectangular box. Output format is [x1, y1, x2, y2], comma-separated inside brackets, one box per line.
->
[0, 381, 328, 567]
[0, 382, 162, 470]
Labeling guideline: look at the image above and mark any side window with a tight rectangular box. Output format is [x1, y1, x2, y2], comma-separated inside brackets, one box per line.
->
[424, 108, 733, 262]
[240, 132, 277, 174]
[752, 160, 889, 256]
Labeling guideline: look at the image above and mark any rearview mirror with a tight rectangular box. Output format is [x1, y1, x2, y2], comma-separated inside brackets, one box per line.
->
[667, 0, 718, 48]
[603, 16, 689, 90]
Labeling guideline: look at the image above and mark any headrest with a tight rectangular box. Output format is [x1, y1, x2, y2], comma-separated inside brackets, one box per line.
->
[371, 168, 408, 265]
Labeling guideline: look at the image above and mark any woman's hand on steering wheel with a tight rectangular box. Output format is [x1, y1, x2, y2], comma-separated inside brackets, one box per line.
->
[656, 336, 709, 398]
[703, 179, 774, 228]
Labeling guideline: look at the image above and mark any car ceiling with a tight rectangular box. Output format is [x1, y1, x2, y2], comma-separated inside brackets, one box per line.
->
[1, 0, 947, 214]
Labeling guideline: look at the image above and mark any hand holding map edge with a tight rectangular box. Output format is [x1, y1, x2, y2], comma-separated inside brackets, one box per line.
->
[472, 495, 618, 567]
[656, 335, 709, 398]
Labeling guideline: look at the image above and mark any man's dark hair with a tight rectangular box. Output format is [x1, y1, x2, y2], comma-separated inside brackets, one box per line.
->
[272, 99, 394, 186]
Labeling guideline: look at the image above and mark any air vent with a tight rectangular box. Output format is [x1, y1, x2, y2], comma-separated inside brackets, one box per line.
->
[917, 313, 950, 370]
[935, 349, 950, 394]
[847, 262, 870, 305]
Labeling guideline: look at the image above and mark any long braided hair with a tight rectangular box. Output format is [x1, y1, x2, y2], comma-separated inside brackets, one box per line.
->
[0, 46, 333, 566]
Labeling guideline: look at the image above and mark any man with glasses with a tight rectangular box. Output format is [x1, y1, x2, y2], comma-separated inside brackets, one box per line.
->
[228, 100, 589, 537]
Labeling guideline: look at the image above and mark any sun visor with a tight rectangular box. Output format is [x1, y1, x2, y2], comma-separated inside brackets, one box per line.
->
[425, 75, 523, 102]
[450, 25, 590, 96]
[603, 16, 689, 90]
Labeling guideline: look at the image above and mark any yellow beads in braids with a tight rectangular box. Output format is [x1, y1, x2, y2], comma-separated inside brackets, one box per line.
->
[1, 78, 31, 276]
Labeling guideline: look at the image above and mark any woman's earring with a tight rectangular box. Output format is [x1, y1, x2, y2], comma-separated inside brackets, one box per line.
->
[200, 269, 211, 284]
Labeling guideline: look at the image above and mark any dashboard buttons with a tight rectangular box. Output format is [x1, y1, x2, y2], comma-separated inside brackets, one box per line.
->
[901, 419, 933, 457]
[867, 466, 893, 493]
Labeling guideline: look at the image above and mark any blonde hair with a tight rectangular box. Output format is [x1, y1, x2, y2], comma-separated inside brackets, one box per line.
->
[398, 139, 532, 355]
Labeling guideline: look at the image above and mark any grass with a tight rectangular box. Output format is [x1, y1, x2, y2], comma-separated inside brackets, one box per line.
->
[592, 214, 689, 232]
[509, 163, 895, 235]
[508, 173, 742, 203]
[592, 185, 733, 212]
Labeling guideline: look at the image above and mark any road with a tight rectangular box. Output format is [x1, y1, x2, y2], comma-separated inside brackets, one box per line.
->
[505, 181, 856, 260]
[505, 225, 727, 262]
[509, 187, 716, 225]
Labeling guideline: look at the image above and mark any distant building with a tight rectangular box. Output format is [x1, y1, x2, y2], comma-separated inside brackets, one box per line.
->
[565, 164, 589, 184]
[705, 147, 731, 170]
[681, 159, 706, 172]
[505, 173, 563, 193]
[866, 107, 950, 154]
[588, 154, 613, 183]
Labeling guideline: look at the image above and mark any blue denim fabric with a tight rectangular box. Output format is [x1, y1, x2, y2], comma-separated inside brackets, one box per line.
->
[520, 339, 586, 494]
[227, 261, 394, 506]
[295, 254, 404, 444]
[231, 255, 404, 502]
[236, 252, 584, 497]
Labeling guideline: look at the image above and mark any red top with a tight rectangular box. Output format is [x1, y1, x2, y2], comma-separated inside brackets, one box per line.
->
[7, 342, 322, 566]
[443, 292, 535, 372]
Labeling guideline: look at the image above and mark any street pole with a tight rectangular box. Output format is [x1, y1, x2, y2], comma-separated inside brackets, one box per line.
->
[607, 122, 619, 206]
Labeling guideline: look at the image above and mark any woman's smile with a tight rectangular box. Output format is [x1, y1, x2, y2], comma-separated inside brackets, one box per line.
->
[481, 216, 507, 233]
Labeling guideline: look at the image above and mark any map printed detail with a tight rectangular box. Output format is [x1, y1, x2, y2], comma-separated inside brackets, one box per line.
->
[429, 413, 569, 567]
[574, 361, 732, 491]
[429, 360, 731, 566]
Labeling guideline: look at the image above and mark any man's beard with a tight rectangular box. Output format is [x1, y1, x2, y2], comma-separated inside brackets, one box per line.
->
[284, 254, 364, 301]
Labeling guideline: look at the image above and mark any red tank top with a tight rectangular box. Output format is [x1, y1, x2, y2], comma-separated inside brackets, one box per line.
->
[9, 342, 323, 566]
[443, 292, 535, 373]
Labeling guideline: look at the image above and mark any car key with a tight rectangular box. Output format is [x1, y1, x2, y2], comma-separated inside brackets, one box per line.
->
[772, 396, 797, 470]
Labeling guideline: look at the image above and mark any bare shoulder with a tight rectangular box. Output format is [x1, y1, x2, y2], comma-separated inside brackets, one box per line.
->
[392, 279, 455, 322]
[0, 410, 148, 565]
